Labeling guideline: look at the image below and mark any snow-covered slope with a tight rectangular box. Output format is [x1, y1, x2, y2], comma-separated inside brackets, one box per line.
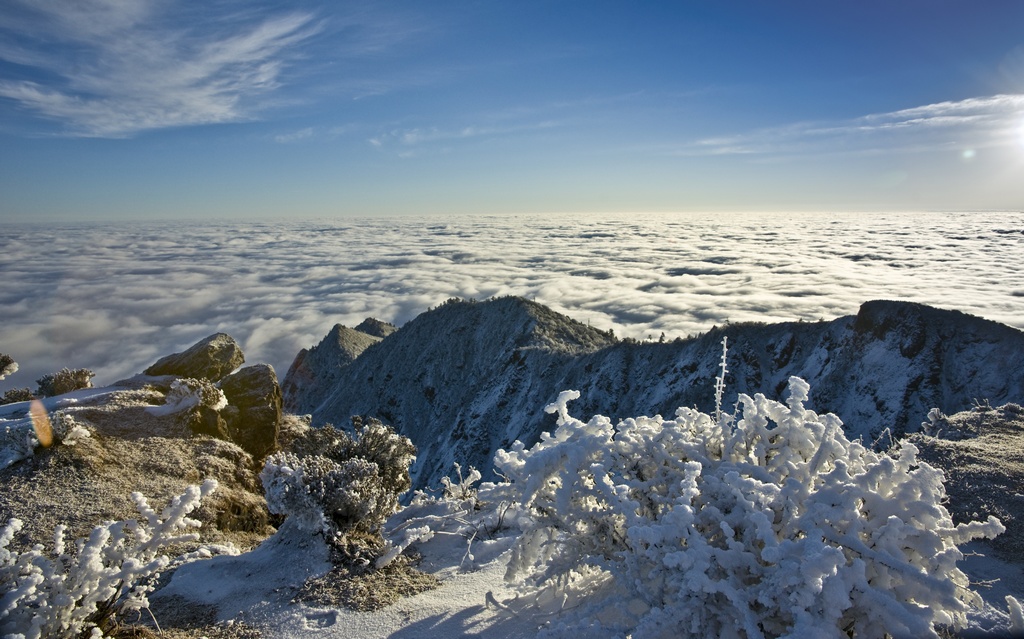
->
[287, 297, 1024, 490]
[282, 323, 389, 413]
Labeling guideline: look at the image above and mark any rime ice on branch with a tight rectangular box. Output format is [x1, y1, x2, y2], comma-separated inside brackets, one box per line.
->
[0, 480, 222, 639]
[489, 376, 1005, 639]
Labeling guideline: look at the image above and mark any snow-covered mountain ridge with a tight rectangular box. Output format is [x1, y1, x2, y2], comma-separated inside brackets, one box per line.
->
[284, 297, 1024, 491]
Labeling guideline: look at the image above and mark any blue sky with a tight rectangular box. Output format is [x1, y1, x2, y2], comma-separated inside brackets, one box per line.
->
[1, 0, 1023, 220]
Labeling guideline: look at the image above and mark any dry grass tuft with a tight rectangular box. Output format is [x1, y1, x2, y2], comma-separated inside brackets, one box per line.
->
[295, 553, 440, 612]
[295, 533, 439, 612]
[911, 403, 1024, 560]
[29, 399, 53, 447]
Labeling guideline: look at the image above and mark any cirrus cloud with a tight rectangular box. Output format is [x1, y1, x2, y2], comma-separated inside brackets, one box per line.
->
[677, 94, 1024, 157]
[0, 0, 321, 137]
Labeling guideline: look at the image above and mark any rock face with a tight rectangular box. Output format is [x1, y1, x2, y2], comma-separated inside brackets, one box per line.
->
[144, 333, 245, 381]
[281, 322, 387, 413]
[219, 364, 282, 459]
[137, 334, 282, 457]
[0, 387, 274, 552]
[290, 297, 1024, 491]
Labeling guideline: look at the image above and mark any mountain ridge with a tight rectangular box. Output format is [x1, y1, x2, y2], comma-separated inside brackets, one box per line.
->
[284, 297, 1024, 490]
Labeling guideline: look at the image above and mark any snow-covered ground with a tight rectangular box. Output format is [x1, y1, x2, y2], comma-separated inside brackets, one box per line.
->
[154, 501, 1024, 638]
[155, 519, 543, 639]
[153, 380, 1024, 638]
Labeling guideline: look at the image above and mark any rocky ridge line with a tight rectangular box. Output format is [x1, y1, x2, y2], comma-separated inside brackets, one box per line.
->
[285, 297, 1024, 490]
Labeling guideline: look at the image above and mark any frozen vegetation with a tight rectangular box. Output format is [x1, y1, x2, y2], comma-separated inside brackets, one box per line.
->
[261, 419, 416, 541]
[488, 379, 1006, 638]
[1, 481, 227, 638]
[156, 373, 1020, 637]
[2, 324, 1024, 637]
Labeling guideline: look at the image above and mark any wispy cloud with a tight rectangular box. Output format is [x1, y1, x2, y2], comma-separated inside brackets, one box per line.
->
[0, 0, 321, 137]
[274, 127, 314, 144]
[368, 120, 562, 156]
[675, 94, 1024, 157]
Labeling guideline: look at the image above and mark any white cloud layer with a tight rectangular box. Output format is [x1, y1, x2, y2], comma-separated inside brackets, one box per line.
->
[1, 212, 1022, 393]
[0, 0, 320, 137]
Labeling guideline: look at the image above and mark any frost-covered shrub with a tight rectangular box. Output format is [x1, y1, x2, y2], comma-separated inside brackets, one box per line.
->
[0, 354, 17, 381]
[0, 480, 220, 639]
[262, 452, 383, 537]
[290, 416, 417, 501]
[441, 462, 483, 501]
[261, 419, 416, 540]
[0, 408, 92, 470]
[35, 367, 95, 398]
[49, 411, 92, 447]
[0, 388, 34, 406]
[146, 377, 227, 418]
[0, 422, 39, 470]
[376, 462, 501, 571]
[490, 378, 1004, 639]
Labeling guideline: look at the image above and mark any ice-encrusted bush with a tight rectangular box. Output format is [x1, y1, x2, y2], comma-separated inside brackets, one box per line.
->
[441, 462, 483, 501]
[146, 377, 227, 417]
[34, 368, 92, 398]
[35, 367, 95, 398]
[44, 410, 92, 448]
[376, 464, 490, 571]
[0, 388, 34, 405]
[490, 377, 1005, 639]
[0, 407, 92, 470]
[0, 354, 17, 381]
[261, 418, 416, 540]
[0, 480, 220, 639]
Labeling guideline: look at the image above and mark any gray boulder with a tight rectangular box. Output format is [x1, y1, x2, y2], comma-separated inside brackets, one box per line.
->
[219, 364, 282, 459]
[144, 333, 244, 381]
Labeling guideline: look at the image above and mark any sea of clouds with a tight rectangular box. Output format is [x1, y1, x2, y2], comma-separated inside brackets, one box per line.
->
[1, 211, 1022, 394]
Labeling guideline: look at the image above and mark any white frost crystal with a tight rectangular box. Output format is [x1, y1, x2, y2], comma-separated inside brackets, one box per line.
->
[146, 377, 227, 417]
[0, 480, 219, 639]
[489, 376, 1005, 639]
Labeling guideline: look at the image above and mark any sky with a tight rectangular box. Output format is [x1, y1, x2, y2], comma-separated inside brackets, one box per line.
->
[1, 1, 1024, 221]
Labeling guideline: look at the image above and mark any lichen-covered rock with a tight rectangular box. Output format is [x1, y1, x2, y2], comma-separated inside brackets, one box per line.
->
[144, 333, 244, 381]
[220, 364, 282, 459]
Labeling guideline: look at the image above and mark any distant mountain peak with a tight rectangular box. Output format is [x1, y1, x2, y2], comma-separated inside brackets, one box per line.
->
[281, 321, 384, 413]
[354, 318, 397, 339]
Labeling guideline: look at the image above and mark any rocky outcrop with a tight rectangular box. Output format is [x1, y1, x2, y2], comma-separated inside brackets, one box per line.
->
[220, 364, 282, 459]
[144, 333, 244, 381]
[135, 334, 282, 458]
[296, 297, 1024, 491]
[0, 386, 274, 552]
